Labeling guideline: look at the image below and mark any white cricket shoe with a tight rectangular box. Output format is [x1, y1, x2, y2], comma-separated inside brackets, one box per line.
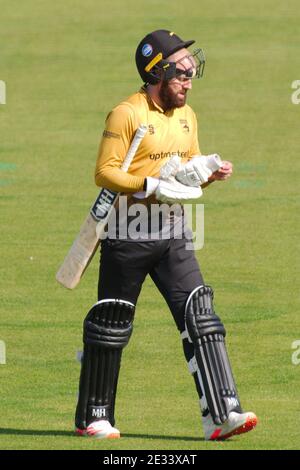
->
[203, 411, 258, 441]
[75, 420, 120, 439]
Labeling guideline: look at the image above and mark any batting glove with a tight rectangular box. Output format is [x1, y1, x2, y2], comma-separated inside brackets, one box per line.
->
[175, 154, 223, 187]
[140, 176, 202, 204]
[134, 155, 202, 203]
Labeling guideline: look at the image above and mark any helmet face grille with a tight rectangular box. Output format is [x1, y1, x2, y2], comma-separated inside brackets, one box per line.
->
[144, 48, 206, 84]
[173, 49, 206, 81]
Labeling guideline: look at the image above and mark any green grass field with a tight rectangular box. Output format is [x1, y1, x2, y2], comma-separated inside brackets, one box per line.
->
[1, 0, 300, 451]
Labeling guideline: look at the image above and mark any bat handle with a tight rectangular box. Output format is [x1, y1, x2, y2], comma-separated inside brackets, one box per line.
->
[121, 124, 148, 172]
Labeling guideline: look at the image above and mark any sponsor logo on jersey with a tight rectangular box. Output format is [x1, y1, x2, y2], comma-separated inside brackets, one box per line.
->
[142, 43, 153, 57]
[179, 119, 190, 133]
[103, 130, 120, 139]
[149, 150, 188, 161]
[148, 124, 155, 135]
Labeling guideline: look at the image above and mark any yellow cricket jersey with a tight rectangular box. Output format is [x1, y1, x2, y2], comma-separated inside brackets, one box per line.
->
[95, 87, 201, 193]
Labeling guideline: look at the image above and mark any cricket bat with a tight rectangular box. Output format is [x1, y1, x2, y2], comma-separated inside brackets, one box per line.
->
[56, 124, 148, 289]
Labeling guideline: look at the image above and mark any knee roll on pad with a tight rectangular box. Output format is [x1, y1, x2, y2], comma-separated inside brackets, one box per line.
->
[185, 285, 242, 425]
[75, 299, 135, 430]
[84, 300, 134, 348]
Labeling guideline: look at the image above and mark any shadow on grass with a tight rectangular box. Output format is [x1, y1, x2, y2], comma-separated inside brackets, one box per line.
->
[0, 428, 73, 437]
[121, 433, 204, 442]
[122, 433, 204, 442]
[0, 428, 204, 442]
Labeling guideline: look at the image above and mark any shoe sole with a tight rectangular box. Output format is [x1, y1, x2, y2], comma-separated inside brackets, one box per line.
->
[75, 429, 120, 439]
[213, 414, 258, 441]
[209, 415, 257, 441]
[88, 432, 120, 439]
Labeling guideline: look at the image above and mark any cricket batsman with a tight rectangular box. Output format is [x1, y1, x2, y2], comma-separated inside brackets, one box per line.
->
[74, 29, 258, 440]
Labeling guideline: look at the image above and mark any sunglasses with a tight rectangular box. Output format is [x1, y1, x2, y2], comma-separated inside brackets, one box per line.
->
[174, 49, 206, 81]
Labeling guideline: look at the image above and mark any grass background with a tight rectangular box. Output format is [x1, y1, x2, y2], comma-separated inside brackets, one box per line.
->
[0, 0, 299, 450]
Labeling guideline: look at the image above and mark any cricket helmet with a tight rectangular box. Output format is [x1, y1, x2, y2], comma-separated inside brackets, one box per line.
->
[135, 29, 205, 84]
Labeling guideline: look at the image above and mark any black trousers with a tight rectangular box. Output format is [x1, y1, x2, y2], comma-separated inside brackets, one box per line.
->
[98, 237, 204, 333]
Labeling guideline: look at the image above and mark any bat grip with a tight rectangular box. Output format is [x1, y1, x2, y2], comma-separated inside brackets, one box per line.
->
[121, 124, 148, 172]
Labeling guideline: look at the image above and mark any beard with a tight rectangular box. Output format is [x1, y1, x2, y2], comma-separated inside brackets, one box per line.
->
[158, 81, 187, 111]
